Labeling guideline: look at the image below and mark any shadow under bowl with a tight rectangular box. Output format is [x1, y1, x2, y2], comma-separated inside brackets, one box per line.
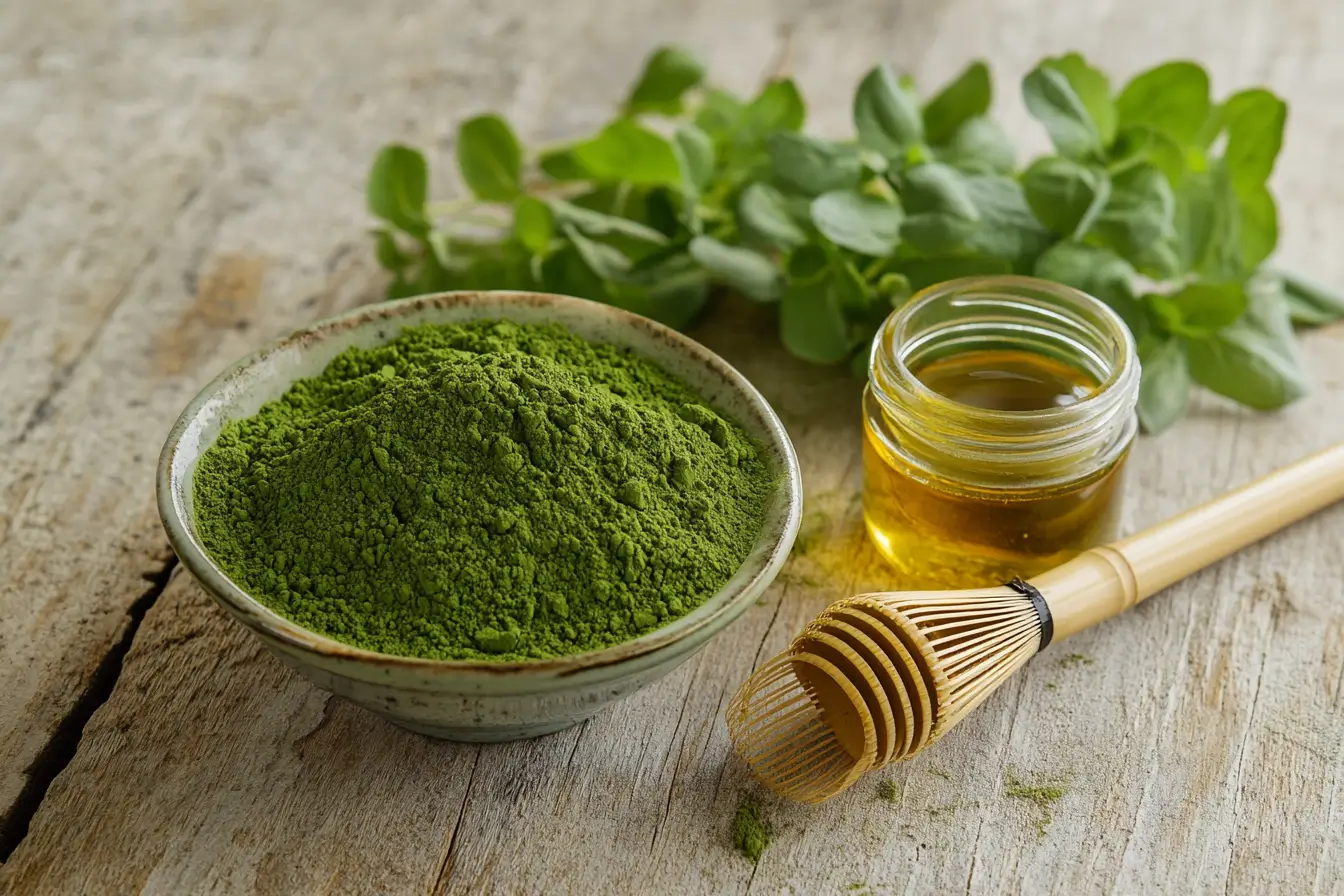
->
[156, 290, 802, 742]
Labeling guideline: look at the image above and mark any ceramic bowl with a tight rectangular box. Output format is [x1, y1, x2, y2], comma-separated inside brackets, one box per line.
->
[157, 291, 802, 742]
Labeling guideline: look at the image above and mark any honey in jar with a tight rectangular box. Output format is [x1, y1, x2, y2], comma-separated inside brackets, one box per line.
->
[862, 277, 1140, 589]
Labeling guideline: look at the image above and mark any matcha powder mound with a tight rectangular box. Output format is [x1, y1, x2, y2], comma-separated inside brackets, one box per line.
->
[194, 320, 775, 661]
[731, 798, 772, 864]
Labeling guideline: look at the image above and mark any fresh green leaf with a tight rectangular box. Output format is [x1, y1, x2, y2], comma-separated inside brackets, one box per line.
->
[1281, 290, 1341, 326]
[563, 225, 632, 280]
[1219, 88, 1287, 191]
[624, 46, 706, 116]
[608, 275, 710, 330]
[1174, 169, 1219, 273]
[859, 149, 889, 177]
[426, 230, 452, 269]
[688, 236, 783, 302]
[1091, 164, 1177, 270]
[1115, 61, 1211, 147]
[1176, 164, 1242, 279]
[457, 115, 523, 201]
[766, 132, 862, 195]
[1149, 281, 1247, 337]
[1276, 268, 1344, 325]
[745, 79, 807, 132]
[962, 175, 1054, 265]
[1022, 66, 1103, 160]
[572, 119, 682, 186]
[1137, 336, 1191, 434]
[933, 117, 1016, 174]
[1185, 328, 1308, 410]
[899, 214, 978, 255]
[537, 148, 590, 181]
[548, 200, 669, 244]
[787, 244, 830, 282]
[368, 144, 430, 235]
[1244, 270, 1299, 344]
[612, 251, 712, 329]
[693, 88, 747, 141]
[1136, 240, 1182, 281]
[898, 256, 1011, 291]
[541, 244, 612, 302]
[374, 229, 411, 270]
[1237, 182, 1277, 270]
[1185, 276, 1308, 409]
[853, 65, 924, 157]
[409, 241, 535, 296]
[673, 125, 716, 189]
[781, 277, 852, 363]
[898, 163, 982, 253]
[513, 197, 553, 254]
[1033, 242, 1144, 333]
[1022, 157, 1111, 238]
[897, 162, 979, 219]
[644, 187, 683, 238]
[1042, 53, 1117, 146]
[672, 124, 715, 225]
[809, 190, 904, 256]
[1109, 127, 1186, 186]
[738, 183, 808, 251]
[922, 61, 991, 145]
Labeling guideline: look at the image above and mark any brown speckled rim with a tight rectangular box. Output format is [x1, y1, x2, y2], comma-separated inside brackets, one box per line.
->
[157, 290, 802, 686]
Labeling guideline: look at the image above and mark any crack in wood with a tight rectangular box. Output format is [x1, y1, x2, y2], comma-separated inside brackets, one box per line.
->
[0, 552, 178, 861]
[649, 672, 697, 857]
[428, 746, 482, 896]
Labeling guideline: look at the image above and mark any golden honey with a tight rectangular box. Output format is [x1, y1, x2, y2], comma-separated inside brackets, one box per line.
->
[863, 277, 1140, 590]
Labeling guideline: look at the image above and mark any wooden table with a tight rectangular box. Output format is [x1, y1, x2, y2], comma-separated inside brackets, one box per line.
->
[2, 1, 1342, 892]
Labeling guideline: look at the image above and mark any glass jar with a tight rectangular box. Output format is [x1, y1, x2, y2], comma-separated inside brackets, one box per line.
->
[862, 276, 1140, 589]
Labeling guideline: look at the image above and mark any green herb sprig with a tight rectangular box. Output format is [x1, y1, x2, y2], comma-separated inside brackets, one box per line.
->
[366, 47, 1343, 433]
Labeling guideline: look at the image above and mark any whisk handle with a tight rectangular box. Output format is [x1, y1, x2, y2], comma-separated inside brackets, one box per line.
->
[1036, 442, 1344, 640]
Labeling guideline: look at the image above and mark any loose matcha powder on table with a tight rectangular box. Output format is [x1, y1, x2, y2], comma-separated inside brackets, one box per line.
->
[194, 320, 774, 661]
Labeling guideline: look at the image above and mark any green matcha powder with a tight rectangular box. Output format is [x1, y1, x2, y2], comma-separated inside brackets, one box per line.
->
[194, 320, 773, 661]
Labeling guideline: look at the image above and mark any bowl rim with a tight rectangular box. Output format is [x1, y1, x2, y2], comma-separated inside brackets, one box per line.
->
[156, 289, 803, 679]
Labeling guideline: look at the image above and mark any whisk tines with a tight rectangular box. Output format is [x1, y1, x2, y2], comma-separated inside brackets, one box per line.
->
[726, 583, 1048, 803]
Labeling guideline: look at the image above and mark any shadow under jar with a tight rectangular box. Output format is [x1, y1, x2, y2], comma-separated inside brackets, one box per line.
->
[862, 276, 1141, 590]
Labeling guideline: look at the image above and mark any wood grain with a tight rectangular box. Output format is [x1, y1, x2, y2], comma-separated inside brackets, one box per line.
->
[1, 0, 1341, 892]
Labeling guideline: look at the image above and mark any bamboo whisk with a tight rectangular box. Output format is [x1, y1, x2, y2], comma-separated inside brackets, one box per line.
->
[728, 442, 1344, 803]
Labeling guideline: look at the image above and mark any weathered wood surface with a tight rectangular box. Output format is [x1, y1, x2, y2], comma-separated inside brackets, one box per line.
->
[1, 0, 1341, 892]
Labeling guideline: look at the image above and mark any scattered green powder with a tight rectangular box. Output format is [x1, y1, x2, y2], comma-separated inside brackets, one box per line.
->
[1057, 652, 1095, 668]
[791, 507, 831, 556]
[926, 765, 952, 780]
[876, 779, 900, 802]
[731, 798, 772, 864]
[1003, 771, 1069, 838]
[1045, 682, 1059, 690]
[194, 320, 774, 661]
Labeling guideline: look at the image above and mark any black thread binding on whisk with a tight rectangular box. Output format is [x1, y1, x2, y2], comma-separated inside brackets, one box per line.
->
[1006, 577, 1054, 652]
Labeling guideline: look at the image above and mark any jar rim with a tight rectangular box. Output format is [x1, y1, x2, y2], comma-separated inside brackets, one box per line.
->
[880, 275, 1137, 423]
